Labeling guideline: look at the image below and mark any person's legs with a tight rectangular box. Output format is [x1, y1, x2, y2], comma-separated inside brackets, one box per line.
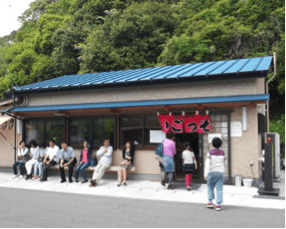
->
[38, 162, 43, 177]
[207, 173, 217, 204]
[118, 169, 123, 184]
[92, 162, 103, 180]
[163, 171, 169, 182]
[60, 160, 67, 182]
[34, 162, 39, 176]
[25, 160, 32, 175]
[215, 173, 225, 206]
[42, 161, 57, 180]
[80, 162, 90, 180]
[189, 173, 193, 185]
[18, 162, 25, 175]
[96, 162, 110, 184]
[185, 174, 190, 187]
[68, 159, 77, 182]
[75, 164, 82, 180]
[168, 172, 174, 185]
[122, 169, 127, 183]
[13, 161, 19, 175]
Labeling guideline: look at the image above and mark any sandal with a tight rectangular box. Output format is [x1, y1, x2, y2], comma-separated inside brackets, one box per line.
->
[122, 181, 127, 186]
[117, 182, 122, 187]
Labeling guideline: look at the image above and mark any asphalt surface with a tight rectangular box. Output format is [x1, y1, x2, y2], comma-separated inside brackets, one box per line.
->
[0, 187, 284, 228]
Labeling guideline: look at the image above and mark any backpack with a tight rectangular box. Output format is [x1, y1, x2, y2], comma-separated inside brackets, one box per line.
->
[155, 143, 163, 157]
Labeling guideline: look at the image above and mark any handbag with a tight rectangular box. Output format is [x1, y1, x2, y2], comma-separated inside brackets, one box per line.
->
[183, 163, 196, 173]
[155, 143, 163, 157]
[90, 156, 98, 167]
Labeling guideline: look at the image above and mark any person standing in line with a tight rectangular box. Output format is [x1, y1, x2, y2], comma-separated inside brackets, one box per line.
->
[75, 141, 92, 183]
[25, 140, 40, 180]
[40, 139, 61, 182]
[59, 141, 77, 183]
[182, 142, 197, 191]
[204, 137, 227, 211]
[33, 142, 47, 179]
[12, 140, 29, 179]
[161, 133, 176, 190]
[89, 139, 113, 187]
[117, 141, 135, 186]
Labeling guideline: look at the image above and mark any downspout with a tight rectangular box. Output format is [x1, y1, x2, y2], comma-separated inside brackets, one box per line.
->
[265, 52, 277, 133]
[12, 88, 16, 163]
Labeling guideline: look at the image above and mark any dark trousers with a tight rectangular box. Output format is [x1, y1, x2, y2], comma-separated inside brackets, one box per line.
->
[75, 162, 90, 180]
[13, 161, 25, 175]
[59, 159, 77, 181]
[42, 160, 57, 180]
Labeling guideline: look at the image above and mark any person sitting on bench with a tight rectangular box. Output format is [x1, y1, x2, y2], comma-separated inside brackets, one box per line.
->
[12, 140, 29, 179]
[40, 139, 61, 182]
[89, 139, 113, 187]
[117, 141, 135, 186]
[59, 141, 77, 183]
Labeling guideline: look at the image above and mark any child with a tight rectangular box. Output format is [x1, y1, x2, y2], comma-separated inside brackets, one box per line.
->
[204, 137, 227, 211]
[182, 142, 197, 191]
[33, 142, 47, 179]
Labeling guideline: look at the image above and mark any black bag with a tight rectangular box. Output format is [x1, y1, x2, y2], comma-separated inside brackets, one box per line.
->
[183, 163, 196, 174]
[90, 156, 98, 167]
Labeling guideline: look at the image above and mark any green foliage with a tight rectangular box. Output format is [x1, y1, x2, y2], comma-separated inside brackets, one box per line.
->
[0, 0, 284, 137]
[270, 115, 285, 143]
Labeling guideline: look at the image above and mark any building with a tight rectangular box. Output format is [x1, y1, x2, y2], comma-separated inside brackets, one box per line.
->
[0, 56, 273, 183]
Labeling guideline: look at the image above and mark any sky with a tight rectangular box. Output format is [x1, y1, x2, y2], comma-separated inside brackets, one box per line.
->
[0, 0, 36, 37]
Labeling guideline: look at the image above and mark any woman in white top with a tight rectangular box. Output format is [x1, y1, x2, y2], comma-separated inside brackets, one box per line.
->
[182, 142, 197, 191]
[33, 142, 47, 179]
[25, 140, 40, 180]
[12, 140, 29, 179]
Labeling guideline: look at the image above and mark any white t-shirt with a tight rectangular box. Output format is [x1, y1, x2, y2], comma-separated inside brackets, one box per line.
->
[182, 150, 197, 165]
[46, 145, 61, 163]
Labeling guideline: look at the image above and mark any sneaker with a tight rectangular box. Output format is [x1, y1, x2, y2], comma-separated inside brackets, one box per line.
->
[32, 176, 37, 180]
[81, 179, 88, 183]
[12, 174, 17, 178]
[75, 179, 79, 183]
[19, 175, 24, 179]
[216, 205, 221, 211]
[60, 180, 66, 183]
[206, 203, 214, 208]
[38, 176, 42, 179]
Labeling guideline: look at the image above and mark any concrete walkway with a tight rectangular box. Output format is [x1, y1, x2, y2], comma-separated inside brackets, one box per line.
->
[0, 171, 284, 210]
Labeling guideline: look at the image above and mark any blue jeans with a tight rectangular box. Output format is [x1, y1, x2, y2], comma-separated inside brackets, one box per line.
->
[34, 162, 43, 176]
[75, 162, 90, 180]
[207, 172, 225, 205]
[13, 161, 25, 175]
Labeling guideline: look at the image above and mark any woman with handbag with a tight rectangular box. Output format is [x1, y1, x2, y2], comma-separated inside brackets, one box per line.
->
[117, 141, 135, 186]
[182, 142, 197, 191]
[161, 133, 176, 190]
[12, 140, 29, 179]
[75, 141, 92, 183]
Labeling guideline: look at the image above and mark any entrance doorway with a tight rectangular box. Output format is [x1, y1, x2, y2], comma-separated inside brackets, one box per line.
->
[174, 133, 199, 182]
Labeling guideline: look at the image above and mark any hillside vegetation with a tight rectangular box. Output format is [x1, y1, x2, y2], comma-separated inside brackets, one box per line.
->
[0, 0, 284, 140]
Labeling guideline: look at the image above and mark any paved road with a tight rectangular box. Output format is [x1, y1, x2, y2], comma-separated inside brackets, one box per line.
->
[0, 187, 284, 228]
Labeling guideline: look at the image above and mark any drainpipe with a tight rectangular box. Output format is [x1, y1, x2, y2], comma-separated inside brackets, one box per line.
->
[265, 52, 277, 133]
[12, 87, 16, 163]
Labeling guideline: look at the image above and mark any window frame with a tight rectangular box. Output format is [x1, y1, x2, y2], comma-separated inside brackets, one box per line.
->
[119, 115, 161, 150]
[68, 116, 116, 150]
[23, 117, 66, 146]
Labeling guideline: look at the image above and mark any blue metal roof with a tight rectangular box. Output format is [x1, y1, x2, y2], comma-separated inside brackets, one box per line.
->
[14, 56, 273, 92]
[5, 94, 269, 113]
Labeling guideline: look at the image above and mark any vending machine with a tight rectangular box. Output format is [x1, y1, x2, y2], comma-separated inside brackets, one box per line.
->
[266, 133, 280, 181]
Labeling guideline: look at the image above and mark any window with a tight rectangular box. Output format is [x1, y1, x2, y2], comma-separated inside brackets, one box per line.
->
[24, 118, 65, 146]
[69, 118, 91, 148]
[69, 117, 115, 149]
[120, 117, 143, 146]
[92, 118, 115, 148]
[25, 120, 44, 145]
[120, 116, 161, 147]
